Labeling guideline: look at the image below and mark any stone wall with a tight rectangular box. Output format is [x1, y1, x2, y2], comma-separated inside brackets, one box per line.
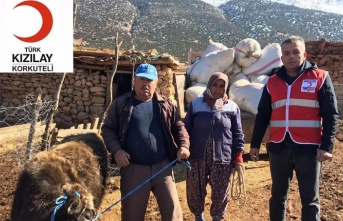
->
[305, 40, 343, 117]
[0, 71, 106, 128]
[306, 40, 343, 84]
[56, 70, 107, 128]
[0, 64, 176, 128]
[334, 84, 343, 118]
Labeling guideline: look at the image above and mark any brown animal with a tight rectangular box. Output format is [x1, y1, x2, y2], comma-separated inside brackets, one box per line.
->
[10, 133, 108, 221]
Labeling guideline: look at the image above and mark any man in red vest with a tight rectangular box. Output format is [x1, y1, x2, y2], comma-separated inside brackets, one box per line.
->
[249, 36, 338, 221]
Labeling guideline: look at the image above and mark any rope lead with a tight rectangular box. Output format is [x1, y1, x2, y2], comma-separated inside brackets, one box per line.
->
[230, 164, 246, 207]
[51, 192, 80, 221]
[93, 159, 190, 220]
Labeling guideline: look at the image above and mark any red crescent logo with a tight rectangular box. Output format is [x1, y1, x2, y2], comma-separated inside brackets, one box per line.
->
[13, 1, 53, 43]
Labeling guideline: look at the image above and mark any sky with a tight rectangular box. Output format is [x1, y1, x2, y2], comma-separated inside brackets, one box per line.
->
[200, 0, 343, 15]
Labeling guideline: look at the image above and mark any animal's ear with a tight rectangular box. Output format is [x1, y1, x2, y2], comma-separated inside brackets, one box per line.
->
[66, 196, 84, 217]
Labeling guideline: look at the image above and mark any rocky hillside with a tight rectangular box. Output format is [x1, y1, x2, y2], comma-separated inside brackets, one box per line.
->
[220, 0, 343, 46]
[74, 0, 343, 61]
[74, 0, 247, 61]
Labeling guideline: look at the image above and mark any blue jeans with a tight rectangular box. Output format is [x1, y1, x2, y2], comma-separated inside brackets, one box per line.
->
[269, 142, 321, 221]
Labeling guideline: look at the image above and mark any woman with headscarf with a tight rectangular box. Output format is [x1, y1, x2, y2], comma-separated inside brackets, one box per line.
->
[183, 72, 245, 221]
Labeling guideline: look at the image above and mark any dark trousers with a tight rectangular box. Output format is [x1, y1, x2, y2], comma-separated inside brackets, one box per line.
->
[120, 159, 182, 221]
[269, 142, 321, 221]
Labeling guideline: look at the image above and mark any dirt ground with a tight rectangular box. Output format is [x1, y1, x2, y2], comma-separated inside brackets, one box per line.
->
[0, 120, 342, 221]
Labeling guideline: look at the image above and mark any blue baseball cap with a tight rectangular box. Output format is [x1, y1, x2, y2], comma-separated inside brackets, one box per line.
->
[135, 64, 158, 80]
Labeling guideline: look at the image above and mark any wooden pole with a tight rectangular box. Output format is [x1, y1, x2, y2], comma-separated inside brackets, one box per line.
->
[41, 73, 66, 150]
[109, 33, 122, 104]
[26, 92, 42, 162]
[73, 0, 77, 32]
[99, 33, 122, 134]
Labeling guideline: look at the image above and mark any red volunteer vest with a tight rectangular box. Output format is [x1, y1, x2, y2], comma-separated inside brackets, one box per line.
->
[267, 69, 326, 144]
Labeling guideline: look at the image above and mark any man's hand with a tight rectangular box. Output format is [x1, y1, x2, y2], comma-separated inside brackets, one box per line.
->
[177, 146, 190, 161]
[249, 148, 260, 162]
[114, 149, 131, 167]
[317, 149, 333, 162]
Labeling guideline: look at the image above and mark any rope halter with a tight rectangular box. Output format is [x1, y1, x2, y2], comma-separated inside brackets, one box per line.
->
[51, 191, 81, 221]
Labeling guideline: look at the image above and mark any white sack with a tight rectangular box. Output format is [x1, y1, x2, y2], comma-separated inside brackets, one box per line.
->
[224, 62, 242, 85]
[187, 48, 235, 84]
[229, 73, 265, 115]
[203, 39, 228, 57]
[190, 81, 207, 87]
[229, 73, 250, 88]
[185, 84, 207, 109]
[249, 74, 269, 85]
[242, 43, 283, 76]
[234, 38, 262, 68]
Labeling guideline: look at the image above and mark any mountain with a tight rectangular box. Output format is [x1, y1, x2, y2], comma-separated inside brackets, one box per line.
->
[219, 0, 343, 46]
[202, 0, 343, 15]
[74, 0, 343, 61]
[74, 0, 248, 61]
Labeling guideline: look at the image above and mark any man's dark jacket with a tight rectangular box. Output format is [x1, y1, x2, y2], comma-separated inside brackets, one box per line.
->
[101, 91, 190, 162]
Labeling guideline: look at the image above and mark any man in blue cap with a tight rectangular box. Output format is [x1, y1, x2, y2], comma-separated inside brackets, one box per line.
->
[102, 63, 190, 221]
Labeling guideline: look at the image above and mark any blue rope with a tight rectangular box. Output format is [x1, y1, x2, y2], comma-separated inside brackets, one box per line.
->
[92, 159, 191, 221]
[51, 192, 80, 221]
[181, 159, 191, 170]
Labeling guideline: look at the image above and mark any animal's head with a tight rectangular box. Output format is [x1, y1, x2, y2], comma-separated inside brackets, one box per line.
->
[62, 184, 96, 221]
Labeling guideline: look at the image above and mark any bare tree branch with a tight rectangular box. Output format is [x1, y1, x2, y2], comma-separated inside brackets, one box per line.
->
[98, 33, 122, 134]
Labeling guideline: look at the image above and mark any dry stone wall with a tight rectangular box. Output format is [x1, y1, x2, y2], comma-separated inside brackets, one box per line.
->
[334, 84, 343, 117]
[305, 40, 343, 117]
[57, 69, 107, 128]
[156, 65, 176, 103]
[0, 71, 107, 128]
[0, 64, 176, 128]
[305, 40, 343, 84]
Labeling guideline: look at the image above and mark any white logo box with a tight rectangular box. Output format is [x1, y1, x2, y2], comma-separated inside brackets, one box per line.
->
[0, 0, 73, 73]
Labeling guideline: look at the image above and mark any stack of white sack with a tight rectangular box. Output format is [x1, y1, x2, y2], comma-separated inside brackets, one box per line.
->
[187, 48, 235, 84]
[242, 43, 283, 77]
[228, 43, 283, 115]
[229, 73, 269, 115]
[185, 38, 283, 114]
